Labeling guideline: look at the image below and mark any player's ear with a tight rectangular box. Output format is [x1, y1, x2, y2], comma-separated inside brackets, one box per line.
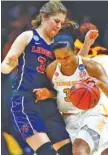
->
[42, 12, 49, 20]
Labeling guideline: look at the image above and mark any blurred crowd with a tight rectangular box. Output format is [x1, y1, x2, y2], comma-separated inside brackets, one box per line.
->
[1, 1, 108, 155]
[2, 2, 41, 60]
[1, 2, 108, 61]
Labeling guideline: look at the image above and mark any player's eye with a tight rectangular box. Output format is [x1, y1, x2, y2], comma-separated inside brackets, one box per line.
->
[63, 56, 70, 60]
[54, 19, 60, 24]
[57, 57, 62, 60]
[55, 19, 63, 24]
[61, 22, 64, 26]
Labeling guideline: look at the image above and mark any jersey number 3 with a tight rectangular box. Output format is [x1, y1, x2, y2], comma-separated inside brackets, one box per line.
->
[37, 56, 46, 73]
[63, 88, 71, 102]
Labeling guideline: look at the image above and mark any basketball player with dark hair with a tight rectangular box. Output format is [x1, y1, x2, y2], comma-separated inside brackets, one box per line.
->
[34, 29, 108, 155]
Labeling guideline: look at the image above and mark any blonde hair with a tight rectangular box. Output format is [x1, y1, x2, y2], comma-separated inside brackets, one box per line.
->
[60, 18, 79, 38]
[31, 1, 67, 29]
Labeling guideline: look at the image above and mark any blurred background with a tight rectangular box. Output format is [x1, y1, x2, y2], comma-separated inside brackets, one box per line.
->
[1, 1, 108, 155]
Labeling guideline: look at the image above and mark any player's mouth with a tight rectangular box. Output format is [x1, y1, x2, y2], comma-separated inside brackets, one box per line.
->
[53, 29, 59, 33]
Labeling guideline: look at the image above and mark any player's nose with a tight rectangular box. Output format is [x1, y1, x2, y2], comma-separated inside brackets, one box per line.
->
[56, 23, 62, 29]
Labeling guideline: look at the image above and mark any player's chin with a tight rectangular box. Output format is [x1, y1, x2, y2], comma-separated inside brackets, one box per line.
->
[51, 30, 59, 37]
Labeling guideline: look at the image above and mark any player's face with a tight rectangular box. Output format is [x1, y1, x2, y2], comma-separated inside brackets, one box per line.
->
[44, 13, 66, 38]
[54, 48, 72, 64]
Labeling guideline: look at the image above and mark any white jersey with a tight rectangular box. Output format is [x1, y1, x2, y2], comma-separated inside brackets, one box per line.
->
[52, 55, 108, 115]
[52, 55, 89, 114]
[92, 55, 108, 76]
[52, 55, 108, 154]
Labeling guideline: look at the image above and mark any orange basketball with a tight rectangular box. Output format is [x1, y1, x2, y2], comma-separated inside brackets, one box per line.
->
[69, 80, 100, 110]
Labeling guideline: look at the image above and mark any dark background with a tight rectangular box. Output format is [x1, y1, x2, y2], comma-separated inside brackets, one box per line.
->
[1, 1, 108, 52]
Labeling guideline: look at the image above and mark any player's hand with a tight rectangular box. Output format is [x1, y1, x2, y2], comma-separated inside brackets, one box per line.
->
[84, 30, 99, 47]
[33, 88, 51, 102]
[80, 76, 98, 86]
[6, 56, 18, 68]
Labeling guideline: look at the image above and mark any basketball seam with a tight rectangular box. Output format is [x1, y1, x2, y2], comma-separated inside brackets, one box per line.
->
[76, 88, 88, 107]
[70, 88, 87, 107]
[81, 82, 100, 100]
[88, 90, 91, 109]
[88, 86, 99, 100]
[70, 88, 87, 96]
[72, 82, 99, 100]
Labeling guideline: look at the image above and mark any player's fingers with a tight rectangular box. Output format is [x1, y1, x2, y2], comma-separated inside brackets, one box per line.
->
[35, 92, 41, 102]
[81, 76, 89, 81]
[35, 95, 44, 103]
[34, 91, 41, 99]
[33, 89, 38, 93]
[95, 33, 99, 39]
[90, 29, 98, 33]
[36, 90, 45, 98]
[90, 31, 99, 39]
[33, 88, 42, 93]
[87, 77, 97, 86]
[34, 91, 43, 100]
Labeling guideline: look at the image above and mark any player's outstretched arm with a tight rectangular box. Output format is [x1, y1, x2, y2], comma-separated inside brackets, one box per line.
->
[1, 31, 32, 74]
[78, 30, 99, 57]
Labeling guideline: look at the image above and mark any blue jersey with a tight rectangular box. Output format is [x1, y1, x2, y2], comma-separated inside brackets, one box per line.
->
[12, 29, 54, 92]
[11, 30, 69, 142]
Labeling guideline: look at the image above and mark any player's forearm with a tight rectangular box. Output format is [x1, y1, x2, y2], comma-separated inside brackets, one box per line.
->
[1, 56, 18, 74]
[78, 42, 90, 57]
[97, 81, 108, 97]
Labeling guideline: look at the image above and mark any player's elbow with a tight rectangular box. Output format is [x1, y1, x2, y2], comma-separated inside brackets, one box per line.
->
[1, 64, 11, 74]
[1, 68, 10, 74]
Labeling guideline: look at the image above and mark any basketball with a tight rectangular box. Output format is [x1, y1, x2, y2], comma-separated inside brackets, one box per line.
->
[69, 79, 100, 110]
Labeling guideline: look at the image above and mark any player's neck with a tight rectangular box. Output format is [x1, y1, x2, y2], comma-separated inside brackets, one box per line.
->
[37, 27, 53, 44]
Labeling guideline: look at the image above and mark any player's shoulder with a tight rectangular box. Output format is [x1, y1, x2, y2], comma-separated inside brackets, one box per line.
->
[19, 30, 33, 37]
[46, 60, 58, 71]
[82, 56, 104, 75]
[82, 56, 100, 68]
[17, 30, 33, 45]
[46, 60, 58, 80]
